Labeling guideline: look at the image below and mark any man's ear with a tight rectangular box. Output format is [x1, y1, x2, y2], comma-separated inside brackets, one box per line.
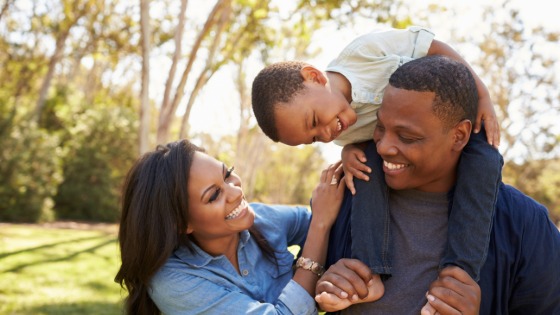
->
[301, 65, 327, 85]
[452, 119, 472, 152]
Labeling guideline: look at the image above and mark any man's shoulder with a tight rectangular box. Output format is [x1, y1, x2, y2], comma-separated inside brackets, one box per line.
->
[495, 183, 551, 228]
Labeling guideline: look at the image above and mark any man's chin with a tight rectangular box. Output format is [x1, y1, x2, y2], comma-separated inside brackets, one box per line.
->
[385, 177, 408, 191]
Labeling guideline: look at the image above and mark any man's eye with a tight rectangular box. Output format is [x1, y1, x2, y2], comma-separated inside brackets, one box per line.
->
[209, 188, 221, 203]
[399, 136, 416, 143]
[312, 115, 317, 127]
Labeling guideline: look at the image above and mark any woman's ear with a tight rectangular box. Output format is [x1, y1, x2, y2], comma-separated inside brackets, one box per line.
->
[452, 119, 472, 151]
[186, 225, 194, 235]
[300, 66, 327, 85]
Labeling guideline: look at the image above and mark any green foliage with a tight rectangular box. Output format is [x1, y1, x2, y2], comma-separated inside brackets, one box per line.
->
[0, 112, 63, 223]
[503, 159, 560, 225]
[54, 106, 138, 222]
[0, 223, 122, 314]
[253, 144, 326, 205]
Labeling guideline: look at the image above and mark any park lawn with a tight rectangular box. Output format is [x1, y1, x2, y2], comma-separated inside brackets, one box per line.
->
[0, 223, 124, 315]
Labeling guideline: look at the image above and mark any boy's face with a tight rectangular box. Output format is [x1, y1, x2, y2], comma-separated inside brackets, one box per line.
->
[274, 81, 357, 146]
[373, 85, 466, 193]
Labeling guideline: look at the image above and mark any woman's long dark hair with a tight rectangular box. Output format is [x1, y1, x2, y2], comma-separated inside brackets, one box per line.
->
[115, 139, 274, 315]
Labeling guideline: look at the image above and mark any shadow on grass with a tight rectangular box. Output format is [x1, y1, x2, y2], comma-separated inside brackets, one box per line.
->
[4, 237, 117, 273]
[28, 301, 123, 315]
[0, 235, 110, 259]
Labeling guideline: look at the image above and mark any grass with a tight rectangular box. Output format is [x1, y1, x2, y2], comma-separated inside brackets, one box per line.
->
[0, 223, 124, 315]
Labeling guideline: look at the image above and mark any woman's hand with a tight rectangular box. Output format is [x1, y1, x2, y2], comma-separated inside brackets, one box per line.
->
[310, 161, 346, 227]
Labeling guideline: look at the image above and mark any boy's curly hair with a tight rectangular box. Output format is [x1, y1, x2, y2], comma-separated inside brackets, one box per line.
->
[251, 61, 308, 142]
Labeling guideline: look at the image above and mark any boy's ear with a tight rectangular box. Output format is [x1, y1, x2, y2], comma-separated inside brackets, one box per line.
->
[301, 66, 327, 85]
[452, 119, 472, 152]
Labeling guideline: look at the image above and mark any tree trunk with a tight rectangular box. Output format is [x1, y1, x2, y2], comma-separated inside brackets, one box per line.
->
[160, 0, 188, 141]
[156, 0, 228, 145]
[139, 0, 151, 154]
[34, 30, 70, 122]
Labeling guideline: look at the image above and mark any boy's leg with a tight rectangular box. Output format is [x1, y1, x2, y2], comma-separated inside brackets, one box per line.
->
[351, 141, 392, 276]
[441, 125, 503, 281]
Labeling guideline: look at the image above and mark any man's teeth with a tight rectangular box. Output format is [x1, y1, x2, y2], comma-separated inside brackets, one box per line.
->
[225, 200, 246, 220]
[337, 118, 342, 131]
[384, 160, 406, 170]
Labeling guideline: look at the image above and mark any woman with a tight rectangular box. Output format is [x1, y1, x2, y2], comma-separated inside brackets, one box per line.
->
[115, 139, 346, 314]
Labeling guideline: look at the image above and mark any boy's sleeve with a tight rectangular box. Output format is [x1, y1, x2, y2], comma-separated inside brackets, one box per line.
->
[352, 26, 435, 59]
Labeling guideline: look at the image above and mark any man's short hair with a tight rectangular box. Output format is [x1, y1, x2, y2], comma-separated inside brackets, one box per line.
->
[389, 55, 478, 131]
[251, 61, 308, 142]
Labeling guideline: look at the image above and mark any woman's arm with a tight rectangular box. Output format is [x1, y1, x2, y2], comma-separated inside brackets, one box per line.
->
[292, 162, 346, 296]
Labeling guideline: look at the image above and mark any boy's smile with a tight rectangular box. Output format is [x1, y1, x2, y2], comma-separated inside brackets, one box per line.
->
[274, 81, 357, 146]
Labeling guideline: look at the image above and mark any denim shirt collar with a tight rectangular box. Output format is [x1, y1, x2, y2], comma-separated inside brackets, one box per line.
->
[174, 230, 251, 268]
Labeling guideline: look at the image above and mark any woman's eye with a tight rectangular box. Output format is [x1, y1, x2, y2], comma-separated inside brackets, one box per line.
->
[225, 166, 234, 179]
[312, 115, 317, 127]
[208, 188, 221, 203]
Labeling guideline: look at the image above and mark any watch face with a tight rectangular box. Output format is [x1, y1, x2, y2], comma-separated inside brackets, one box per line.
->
[303, 259, 313, 269]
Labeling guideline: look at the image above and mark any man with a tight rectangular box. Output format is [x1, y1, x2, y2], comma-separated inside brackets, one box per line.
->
[315, 55, 560, 314]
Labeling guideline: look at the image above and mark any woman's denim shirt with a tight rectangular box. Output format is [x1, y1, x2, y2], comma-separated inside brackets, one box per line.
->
[149, 203, 317, 315]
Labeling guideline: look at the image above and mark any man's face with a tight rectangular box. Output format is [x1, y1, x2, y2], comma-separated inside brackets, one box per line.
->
[373, 85, 461, 192]
[274, 82, 357, 146]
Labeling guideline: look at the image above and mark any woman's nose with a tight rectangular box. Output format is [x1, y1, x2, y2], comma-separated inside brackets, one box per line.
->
[226, 182, 243, 202]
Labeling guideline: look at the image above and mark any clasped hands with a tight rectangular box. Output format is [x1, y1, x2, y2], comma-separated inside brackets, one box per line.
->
[315, 258, 480, 315]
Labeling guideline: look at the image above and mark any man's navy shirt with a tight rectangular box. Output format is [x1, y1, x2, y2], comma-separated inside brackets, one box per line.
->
[326, 183, 560, 314]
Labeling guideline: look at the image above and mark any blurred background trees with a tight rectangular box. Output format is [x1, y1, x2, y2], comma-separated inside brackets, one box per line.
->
[0, 0, 558, 225]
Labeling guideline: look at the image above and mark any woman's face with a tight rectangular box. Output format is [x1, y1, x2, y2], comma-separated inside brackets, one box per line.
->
[186, 152, 255, 241]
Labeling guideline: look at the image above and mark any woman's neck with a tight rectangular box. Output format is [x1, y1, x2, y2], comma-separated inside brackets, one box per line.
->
[196, 233, 241, 273]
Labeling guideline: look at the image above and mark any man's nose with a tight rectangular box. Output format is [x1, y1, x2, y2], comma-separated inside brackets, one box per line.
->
[376, 134, 398, 156]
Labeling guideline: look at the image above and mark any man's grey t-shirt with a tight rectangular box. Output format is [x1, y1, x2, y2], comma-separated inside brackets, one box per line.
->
[343, 189, 449, 314]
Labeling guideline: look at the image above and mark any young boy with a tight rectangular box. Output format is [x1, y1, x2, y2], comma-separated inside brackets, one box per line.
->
[251, 26, 503, 306]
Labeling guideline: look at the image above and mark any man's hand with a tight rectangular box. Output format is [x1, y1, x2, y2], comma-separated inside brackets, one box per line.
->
[474, 95, 500, 149]
[341, 144, 371, 195]
[315, 259, 384, 312]
[421, 266, 481, 315]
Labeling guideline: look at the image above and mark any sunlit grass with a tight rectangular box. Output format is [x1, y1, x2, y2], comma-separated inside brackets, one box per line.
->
[0, 223, 123, 315]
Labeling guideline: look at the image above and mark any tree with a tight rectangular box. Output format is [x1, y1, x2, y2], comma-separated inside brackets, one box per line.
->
[34, 0, 93, 122]
[139, 0, 152, 154]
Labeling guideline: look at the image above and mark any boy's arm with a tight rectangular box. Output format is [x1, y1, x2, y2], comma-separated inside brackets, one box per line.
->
[427, 40, 500, 148]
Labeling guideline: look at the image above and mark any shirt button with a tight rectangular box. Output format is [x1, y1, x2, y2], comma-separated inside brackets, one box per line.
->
[242, 269, 249, 276]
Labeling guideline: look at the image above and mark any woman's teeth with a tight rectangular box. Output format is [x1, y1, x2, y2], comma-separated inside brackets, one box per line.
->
[337, 118, 342, 131]
[225, 200, 246, 220]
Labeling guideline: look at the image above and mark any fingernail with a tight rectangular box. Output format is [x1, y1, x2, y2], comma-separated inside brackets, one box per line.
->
[340, 291, 348, 298]
[368, 279, 374, 286]
[427, 294, 435, 302]
[352, 294, 359, 301]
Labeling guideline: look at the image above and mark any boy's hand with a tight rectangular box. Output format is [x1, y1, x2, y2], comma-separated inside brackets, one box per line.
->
[341, 144, 371, 195]
[474, 96, 500, 148]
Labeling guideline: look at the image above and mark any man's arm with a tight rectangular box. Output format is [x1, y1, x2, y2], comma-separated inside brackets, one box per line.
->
[509, 199, 560, 313]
